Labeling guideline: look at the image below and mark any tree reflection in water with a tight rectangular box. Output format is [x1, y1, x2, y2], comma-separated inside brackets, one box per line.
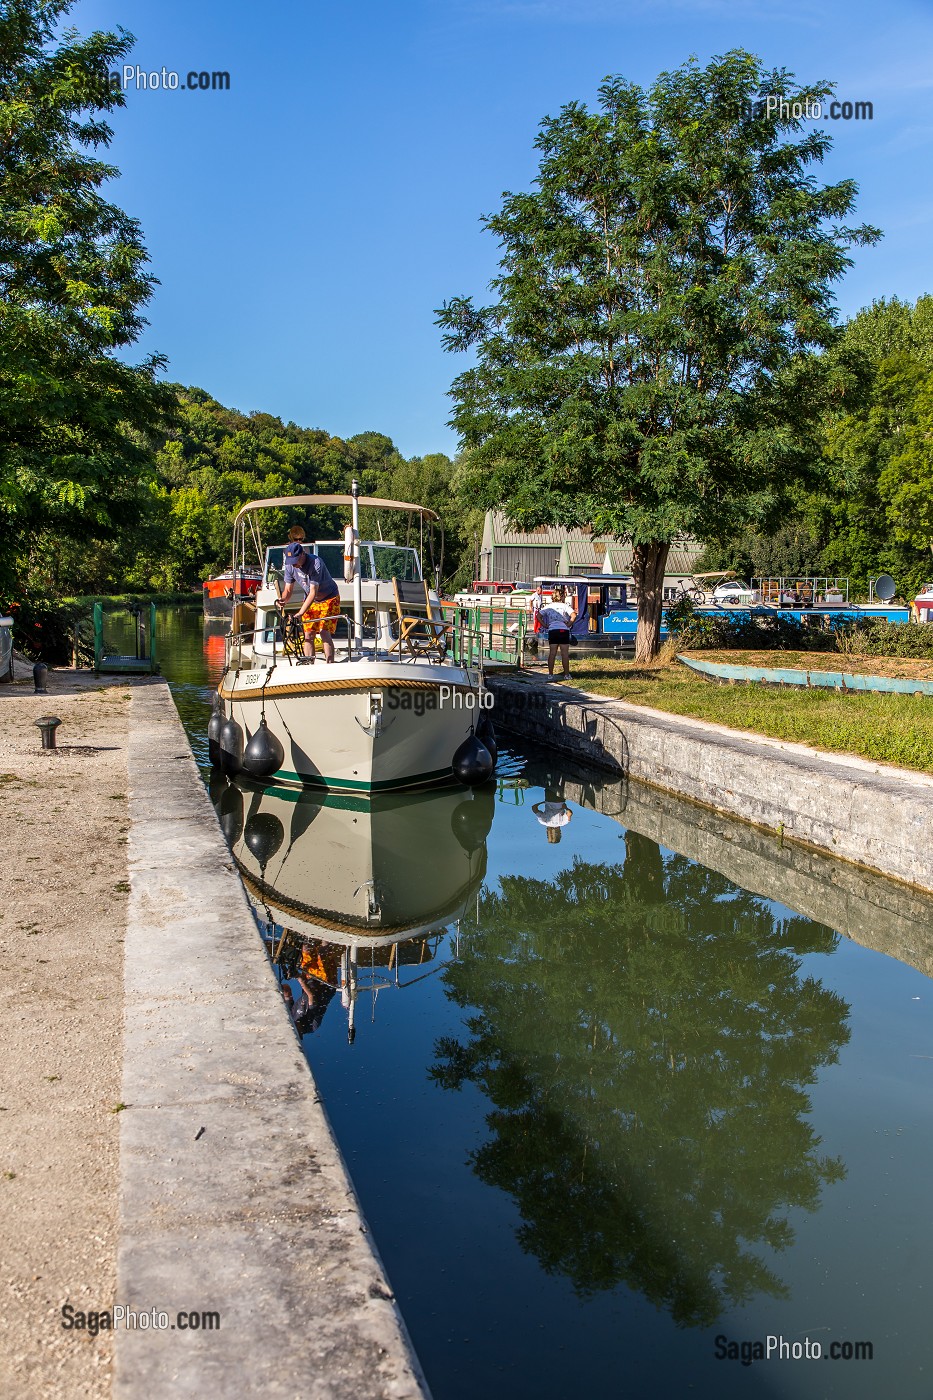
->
[431, 831, 850, 1327]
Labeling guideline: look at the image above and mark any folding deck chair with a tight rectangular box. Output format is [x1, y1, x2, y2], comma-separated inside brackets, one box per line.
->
[390, 579, 452, 659]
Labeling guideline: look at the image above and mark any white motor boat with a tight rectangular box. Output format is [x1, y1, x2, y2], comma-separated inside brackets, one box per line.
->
[212, 487, 493, 794]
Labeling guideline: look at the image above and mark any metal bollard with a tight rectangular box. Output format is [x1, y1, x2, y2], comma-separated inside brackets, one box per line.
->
[35, 715, 62, 750]
[33, 662, 48, 694]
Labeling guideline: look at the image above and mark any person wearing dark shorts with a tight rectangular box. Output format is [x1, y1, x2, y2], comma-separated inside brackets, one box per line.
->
[539, 585, 577, 680]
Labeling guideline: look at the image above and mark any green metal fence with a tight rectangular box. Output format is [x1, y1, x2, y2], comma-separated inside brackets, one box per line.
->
[93, 601, 160, 674]
[440, 603, 527, 668]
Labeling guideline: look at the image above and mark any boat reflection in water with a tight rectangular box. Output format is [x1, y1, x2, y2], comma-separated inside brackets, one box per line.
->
[212, 778, 493, 1041]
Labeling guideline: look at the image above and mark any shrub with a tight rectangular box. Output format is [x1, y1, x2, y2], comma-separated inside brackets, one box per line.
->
[1, 598, 87, 664]
[836, 620, 933, 658]
[665, 597, 823, 650]
[2, 599, 98, 666]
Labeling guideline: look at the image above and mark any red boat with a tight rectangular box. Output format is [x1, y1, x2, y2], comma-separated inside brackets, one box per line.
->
[466, 580, 526, 595]
[202, 569, 262, 618]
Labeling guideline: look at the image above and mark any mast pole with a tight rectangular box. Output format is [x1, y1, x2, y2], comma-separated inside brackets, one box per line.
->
[351, 479, 363, 655]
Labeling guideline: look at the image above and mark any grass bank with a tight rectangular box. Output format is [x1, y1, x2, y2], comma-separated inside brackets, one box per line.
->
[63, 591, 201, 610]
[566, 651, 933, 776]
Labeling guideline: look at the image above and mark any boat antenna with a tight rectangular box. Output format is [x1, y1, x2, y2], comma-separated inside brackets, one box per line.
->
[351, 479, 363, 653]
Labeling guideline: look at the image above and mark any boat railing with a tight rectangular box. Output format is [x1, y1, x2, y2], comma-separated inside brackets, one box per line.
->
[752, 576, 850, 606]
[225, 604, 465, 669]
[225, 607, 374, 669]
[224, 597, 526, 670]
[440, 602, 527, 668]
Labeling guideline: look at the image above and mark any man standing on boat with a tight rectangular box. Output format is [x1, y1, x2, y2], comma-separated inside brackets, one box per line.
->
[279, 542, 341, 663]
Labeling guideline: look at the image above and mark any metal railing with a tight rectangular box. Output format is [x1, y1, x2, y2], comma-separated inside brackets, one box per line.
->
[226, 605, 469, 670]
[224, 599, 527, 673]
[752, 577, 850, 606]
[225, 606, 373, 669]
[440, 603, 527, 667]
[93, 601, 159, 674]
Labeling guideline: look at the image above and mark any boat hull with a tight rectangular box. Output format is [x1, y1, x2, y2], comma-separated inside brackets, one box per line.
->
[203, 575, 261, 618]
[219, 661, 484, 793]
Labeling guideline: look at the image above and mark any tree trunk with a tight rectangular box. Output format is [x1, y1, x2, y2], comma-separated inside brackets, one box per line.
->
[632, 540, 671, 664]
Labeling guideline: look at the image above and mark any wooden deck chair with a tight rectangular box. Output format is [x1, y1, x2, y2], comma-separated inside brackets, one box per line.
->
[390, 579, 451, 658]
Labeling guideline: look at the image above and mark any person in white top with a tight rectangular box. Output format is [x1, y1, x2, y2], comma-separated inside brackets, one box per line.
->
[538, 585, 577, 680]
[530, 584, 546, 637]
[532, 799, 573, 843]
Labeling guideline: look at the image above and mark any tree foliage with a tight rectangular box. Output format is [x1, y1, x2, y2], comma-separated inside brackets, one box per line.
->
[39, 386, 478, 595]
[817, 299, 933, 593]
[438, 50, 879, 658]
[0, 0, 175, 598]
[879, 373, 933, 558]
[698, 295, 933, 598]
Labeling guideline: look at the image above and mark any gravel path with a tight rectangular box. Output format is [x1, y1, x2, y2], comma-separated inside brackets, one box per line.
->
[0, 661, 134, 1399]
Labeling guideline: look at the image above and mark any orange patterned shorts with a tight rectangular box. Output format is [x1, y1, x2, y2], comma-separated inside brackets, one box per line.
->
[300, 595, 340, 636]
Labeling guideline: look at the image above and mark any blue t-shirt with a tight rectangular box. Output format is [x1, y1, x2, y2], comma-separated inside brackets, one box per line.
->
[283, 551, 339, 601]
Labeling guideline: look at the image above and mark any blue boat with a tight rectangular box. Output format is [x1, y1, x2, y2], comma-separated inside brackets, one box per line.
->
[522, 574, 911, 648]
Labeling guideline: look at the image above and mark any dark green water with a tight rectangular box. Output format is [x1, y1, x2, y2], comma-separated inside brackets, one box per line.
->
[147, 606, 933, 1399]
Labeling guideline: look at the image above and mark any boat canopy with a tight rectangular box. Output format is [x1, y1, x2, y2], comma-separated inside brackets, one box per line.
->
[231, 491, 443, 585]
[534, 573, 633, 585]
[233, 494, 440, 531]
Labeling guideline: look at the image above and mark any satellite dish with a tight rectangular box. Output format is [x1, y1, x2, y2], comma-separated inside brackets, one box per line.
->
[874, 574, 896, 602]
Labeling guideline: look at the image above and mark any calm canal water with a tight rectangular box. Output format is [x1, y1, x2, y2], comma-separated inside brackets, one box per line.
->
[140, 606, 933, 1398]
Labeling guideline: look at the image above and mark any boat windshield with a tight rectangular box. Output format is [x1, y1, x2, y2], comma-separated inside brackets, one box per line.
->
[370, 544, 421, 582]
[261, 542, 422, 587]
[315, 541, 422, 582]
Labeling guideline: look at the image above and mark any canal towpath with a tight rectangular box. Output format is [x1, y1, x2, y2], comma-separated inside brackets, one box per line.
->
[1, 661, 130, 1398]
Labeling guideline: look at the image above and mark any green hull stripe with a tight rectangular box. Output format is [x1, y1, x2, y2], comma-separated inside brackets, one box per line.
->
[233, 780, 463, 812]
[268, 765, 454, 794]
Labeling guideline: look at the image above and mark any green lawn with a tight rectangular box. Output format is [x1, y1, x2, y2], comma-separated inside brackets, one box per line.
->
[557, 656, 933, 776]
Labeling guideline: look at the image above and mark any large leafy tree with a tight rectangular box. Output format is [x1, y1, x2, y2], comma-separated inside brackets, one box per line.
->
[0, 0, 174, 599]
[438, 51, 879, 659]
[878, 372, 933, 568]
[811, 298, 933, 596]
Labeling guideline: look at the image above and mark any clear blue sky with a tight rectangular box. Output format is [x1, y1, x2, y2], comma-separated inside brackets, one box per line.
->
[76, 0, 933, 458]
